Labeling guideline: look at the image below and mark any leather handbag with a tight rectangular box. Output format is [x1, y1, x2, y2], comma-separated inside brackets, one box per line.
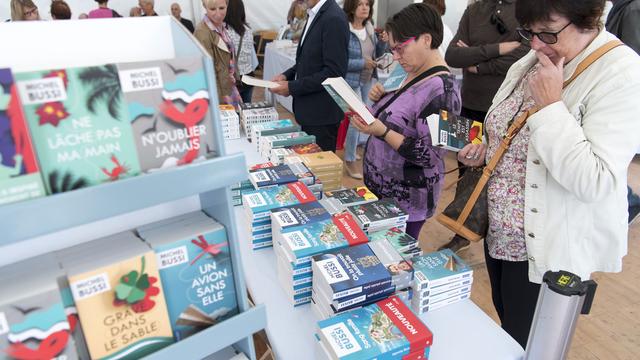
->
[436, 40, 623, 242]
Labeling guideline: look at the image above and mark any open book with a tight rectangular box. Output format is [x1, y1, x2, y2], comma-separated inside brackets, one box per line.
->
[321, 77, 376, 125]
[427, 110, 483, 151]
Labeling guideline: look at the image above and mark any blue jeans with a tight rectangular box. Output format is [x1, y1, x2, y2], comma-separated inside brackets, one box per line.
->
[344, 79, 374, 162]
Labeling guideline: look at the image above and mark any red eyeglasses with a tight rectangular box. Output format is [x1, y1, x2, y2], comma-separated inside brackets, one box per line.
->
[390, 36, 416, 56]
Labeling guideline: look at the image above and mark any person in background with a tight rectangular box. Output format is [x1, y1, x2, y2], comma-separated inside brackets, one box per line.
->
[89, 0, 122, 19]
[50, 0, 72, 20]
[139, 0, 158, 16]
[195, 0, 242, 107]
[440, 0, 529, 254]
[79, 13, 88, 19]
[422, 0, 453, 56]
[225, 0, 259, 103]
[287, 0, 308, 41]
[10, 0, 40, 21]
[606, 0, 640, 224]
[270, 0, 349, 152]
[130, 7, 142, 17]
[458, 0, 640, 347]
[171, 3, 195, 33]
[342, 0, 386, 179]
[350, 3, 461, 240]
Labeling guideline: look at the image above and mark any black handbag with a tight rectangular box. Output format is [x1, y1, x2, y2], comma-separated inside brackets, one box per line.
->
[436, 40, 622, 242]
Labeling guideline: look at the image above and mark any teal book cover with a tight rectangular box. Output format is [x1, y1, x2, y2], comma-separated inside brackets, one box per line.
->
[317, 296, 432, 360]
[412, 249, 473, 290]
[15, 66, 141, 194]
[146, 227, 239, 340]
[0, 290, 78, 360]
[0, 68, 46, 205]
[117, 57, 216, 171]
[369, 227, 419, 253]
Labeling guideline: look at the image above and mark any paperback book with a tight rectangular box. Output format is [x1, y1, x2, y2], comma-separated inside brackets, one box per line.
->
[117, 57, 216, 171]
[321, 77, 375, 125]
[317, 296, 433, 360]
[427, 109, 483, 151]
[368, 240, 414, 291]
[270, 201, 332, 232]
[382, 63, 408, 92]
[412, 249, 473, 291]
[369, 227, 419, 253]
[347, 198, 409, 231]
[249, 164, 298, 188]
[0, 68, 46, 205]
[320, 186, 378, 214]
[15, 65, 142, 194]
[242, 182, 316, 221]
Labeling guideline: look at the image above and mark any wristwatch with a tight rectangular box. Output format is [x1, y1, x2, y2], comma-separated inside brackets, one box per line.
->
[376, 127, 391, 141]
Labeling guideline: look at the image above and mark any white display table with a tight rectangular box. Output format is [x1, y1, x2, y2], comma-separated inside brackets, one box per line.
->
[225, 137, 525, 360]
[263, 43, 296, 113]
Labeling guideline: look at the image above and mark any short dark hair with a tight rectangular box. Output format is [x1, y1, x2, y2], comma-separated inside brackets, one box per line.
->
[225, 0, 248, 36]
[385, 3, 443, 49]
[515, 0, 605, 31]
[51, 0, 71, 19]
[343, 0, 375, 26]
[422, 0, 445, 16]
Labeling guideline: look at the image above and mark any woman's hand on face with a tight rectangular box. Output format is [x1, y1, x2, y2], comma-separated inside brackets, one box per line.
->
[349, 113, 386, 137]
[368, 82, 386, 102]
[529, 51, 565, 108]
[458, 143, 487, 167]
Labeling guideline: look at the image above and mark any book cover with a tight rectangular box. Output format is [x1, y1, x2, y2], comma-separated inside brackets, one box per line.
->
[0, 291, 78, 360]
[300, 151, 343, 172]
[317, 296, 433, 360]
[15, 66, 142, 194]
[243, 182, 316, 220]
[281, 212, 369, 265]
[290, 142, 323, 155]
[412, 249, 473, 291]
[312, 243, 392, 300]
[427, 109, 483, 152]
[369, 227, 419, 253]
[368, 240, 414, 290]
[321, 186, 378, 213]
[270, 201, 331, 230]
[314, 279, 395, 313]
[141, 222, 239, 341]
[117, 57, 216, 171]
[413, 284, 472, 307]
[249, 164, 298, 188]
[239, 101, 273, 111]
[321, 77, 375, 125]
[261, 132, 316, 154]
[67, 252, 174, 359]
[0, 68, 46, 205]
[347, 199, 409, 229]
[382, 63, 408, 92]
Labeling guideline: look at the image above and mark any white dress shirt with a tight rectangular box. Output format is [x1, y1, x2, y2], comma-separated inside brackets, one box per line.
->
[300, 0, 328, 46]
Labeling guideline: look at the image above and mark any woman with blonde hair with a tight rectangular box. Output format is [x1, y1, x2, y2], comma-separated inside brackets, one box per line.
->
[10, 0, 40, 21]
[194, 0, 242, 107]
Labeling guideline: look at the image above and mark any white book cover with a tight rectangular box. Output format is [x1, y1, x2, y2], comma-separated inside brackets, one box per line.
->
[321, 77, 375, 125]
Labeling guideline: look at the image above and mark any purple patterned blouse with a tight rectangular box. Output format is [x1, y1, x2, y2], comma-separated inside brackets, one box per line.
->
[363, 74, 461, 222]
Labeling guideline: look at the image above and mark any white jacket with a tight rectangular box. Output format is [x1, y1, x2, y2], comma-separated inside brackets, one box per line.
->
[487, 30, 640, 283]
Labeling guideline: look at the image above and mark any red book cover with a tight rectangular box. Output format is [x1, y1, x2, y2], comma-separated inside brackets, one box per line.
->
[378, 296, 433, 354]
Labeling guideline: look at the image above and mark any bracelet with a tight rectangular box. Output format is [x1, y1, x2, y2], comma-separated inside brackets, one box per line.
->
[376, 127, 391, 141]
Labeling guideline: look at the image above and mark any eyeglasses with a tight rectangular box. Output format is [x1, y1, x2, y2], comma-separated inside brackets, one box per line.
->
[490, 13, 507, 35]
[390, 36, 416, 56]
[517, 22, 572, 45]
[375, 53, 394, 70]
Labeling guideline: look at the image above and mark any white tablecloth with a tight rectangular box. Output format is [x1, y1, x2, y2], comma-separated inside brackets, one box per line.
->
[263, 43, 296, 113]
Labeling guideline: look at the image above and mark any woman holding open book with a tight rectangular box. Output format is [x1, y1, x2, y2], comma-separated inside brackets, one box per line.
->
[456, 0, 640, 347]
[350, 3, 461, 240]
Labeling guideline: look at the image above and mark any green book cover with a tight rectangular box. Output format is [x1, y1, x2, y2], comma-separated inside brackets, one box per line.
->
[15, 66, 141, 194]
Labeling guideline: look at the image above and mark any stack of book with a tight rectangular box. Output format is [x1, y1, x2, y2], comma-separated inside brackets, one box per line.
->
[319, 186, 378, 214]
[137, 211, 239, 341]
[218, 104, 241, 139]
[242, 182, 316, 249]
[411, 249, 474, 314]
[275, 212, 368, 305]
[231, 179, 254, 207]
[249, 163, 315, 189]
[346, 198, 409, 234]
[286, 151, 343, 191]
[239, 101, 279, 140]
[311, 243, 393, 320]
[0, 255, 79, 360]
[269, 142, 323, 165]
[315, 296, 433, 360]
[62, 232, 174, 359]
[251, 119, 300, 151]
[369, 227, 424, 260]
[260, 132, 316, 159]
[308, 177, 324, 200]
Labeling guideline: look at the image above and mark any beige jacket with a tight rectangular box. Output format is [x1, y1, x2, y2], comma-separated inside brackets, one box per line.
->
[194, 21, 233, 104]
[487, 30, 640, 283]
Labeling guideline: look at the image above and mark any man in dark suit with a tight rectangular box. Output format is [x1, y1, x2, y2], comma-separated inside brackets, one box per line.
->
[171, 3, 195, 33]
[270, 0, 349, 151]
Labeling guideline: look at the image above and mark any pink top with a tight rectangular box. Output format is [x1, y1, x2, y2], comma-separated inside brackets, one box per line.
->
[88, 8, 113, 19]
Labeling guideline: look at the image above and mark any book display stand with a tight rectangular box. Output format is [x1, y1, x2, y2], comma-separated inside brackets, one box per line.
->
[0, 17, 266, 359]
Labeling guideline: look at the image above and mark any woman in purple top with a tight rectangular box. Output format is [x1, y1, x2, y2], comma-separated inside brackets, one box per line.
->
[351, 3, 461, 240]
[88, 0, 121, 19]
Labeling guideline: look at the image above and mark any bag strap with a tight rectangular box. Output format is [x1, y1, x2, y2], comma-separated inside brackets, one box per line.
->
[236, 31, 244, 61]
[455, 40, 622, 225]
[374, 65, 449, 118]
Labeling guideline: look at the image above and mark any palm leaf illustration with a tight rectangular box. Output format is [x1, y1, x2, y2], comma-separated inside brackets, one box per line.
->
[49, 170, 89, 193]
[78, 65, 123, 120]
